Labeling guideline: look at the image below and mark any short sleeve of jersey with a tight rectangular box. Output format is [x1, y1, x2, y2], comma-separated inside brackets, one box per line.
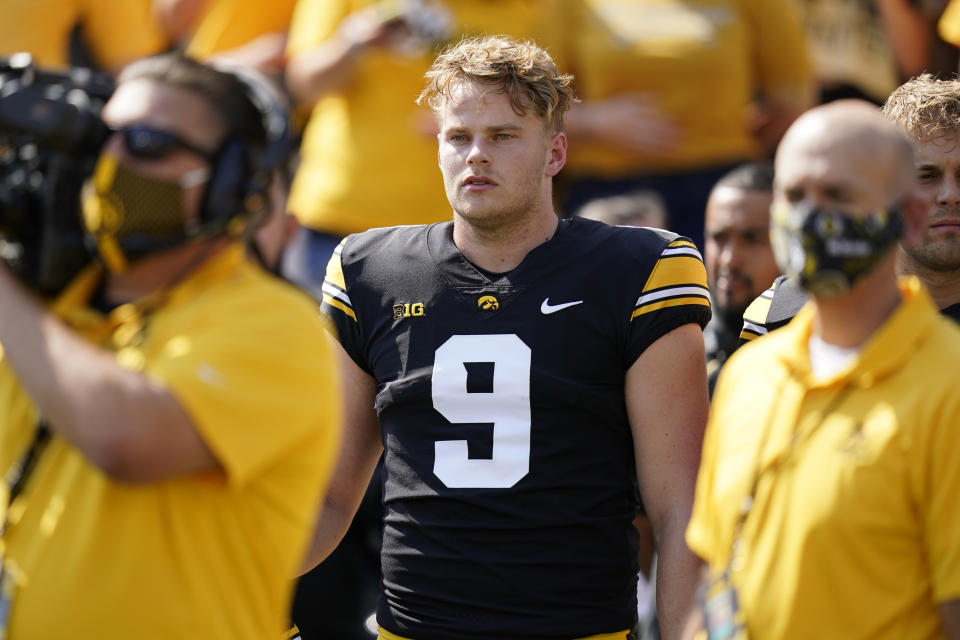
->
[147, 286, 341, 489]
[910, 385, 960, 602]
[626, 237, 711, 366]
[286, 0, 348, 57]
[319, 237, 368, 373]
[739, 275, 808, 345]
[742, 0, 813, 108]
[739, 279, 778, 344]
[81, 0, 167, 69]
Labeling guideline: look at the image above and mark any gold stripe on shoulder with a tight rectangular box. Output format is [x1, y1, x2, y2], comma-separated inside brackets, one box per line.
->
[631, 296, 710, 320]
[325, 245, 348, 291]
[642, 255, 708, 293]
[742, 291, 773, 326]
[323, 295, 357, 322]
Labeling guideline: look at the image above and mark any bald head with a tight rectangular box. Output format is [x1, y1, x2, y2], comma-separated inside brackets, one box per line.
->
[775, 101, 916, 213]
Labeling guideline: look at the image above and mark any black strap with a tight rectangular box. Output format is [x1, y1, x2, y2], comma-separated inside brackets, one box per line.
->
[6, 421, 51, 509]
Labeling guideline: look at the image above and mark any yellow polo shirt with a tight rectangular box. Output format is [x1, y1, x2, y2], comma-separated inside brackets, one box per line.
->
[0, 244, 341, 639]
[0, 0, 165, 70]
[688, 277, 960, 639]
[286, 0, 574, 235]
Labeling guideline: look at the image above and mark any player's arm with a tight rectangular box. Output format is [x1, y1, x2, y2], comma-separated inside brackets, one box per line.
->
[285, 2, 407, 106]
[0, 264, 218, 482]
[941, 600, 960, 639]
[300, 339, 383, 573]
[626, 323, 709, 640]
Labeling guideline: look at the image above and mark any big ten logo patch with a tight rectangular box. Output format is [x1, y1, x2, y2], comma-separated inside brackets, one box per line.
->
[393, 302, 426, 319]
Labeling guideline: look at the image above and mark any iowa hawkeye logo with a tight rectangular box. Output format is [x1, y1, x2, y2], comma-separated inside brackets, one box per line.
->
[477, 295, 499, 311]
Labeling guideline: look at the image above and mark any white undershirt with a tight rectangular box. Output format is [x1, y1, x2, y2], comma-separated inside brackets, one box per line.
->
[808, 333, 860, 381]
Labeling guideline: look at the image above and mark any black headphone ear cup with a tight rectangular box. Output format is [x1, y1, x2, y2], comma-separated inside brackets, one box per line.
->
[200, 138, 249, 225]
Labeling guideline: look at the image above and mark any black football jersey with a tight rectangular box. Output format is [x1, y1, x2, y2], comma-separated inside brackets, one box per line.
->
[738, 275, 808, 345]
[321, 217, 710, 640]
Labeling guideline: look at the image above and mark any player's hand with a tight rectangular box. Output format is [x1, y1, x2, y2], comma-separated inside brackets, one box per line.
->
[574, 93, 679, 155]
[337, 6, 409, 52]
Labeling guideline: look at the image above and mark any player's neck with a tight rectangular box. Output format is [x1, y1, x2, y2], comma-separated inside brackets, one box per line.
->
[898, 252, 960, 310]
[454, 209, 559, 273]
[811, 257, 901, 348]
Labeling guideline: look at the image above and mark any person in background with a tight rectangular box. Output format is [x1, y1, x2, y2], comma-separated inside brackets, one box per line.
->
[798, 0, 948, 105]
[1, 0, 166, 73]
[575, 189, 669, 230]
[560, 0, 814, 250]
[152, 0, 298, 76]
[701, 163, 779, 394]
[687, 100, 960, 640]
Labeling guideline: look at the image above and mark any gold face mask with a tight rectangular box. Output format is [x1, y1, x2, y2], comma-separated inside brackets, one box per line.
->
[81, 153, 209, 272]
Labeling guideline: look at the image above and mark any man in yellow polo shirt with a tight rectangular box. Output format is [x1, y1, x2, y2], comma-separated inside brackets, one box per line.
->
[687, 100, 960, 639]
[0, 53, 341, 639]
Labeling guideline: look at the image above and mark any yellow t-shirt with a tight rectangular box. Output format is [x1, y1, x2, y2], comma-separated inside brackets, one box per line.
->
[939, 0, 960, 46]
[286, 0, 574, 235]
[565, 0, 812, 174]
[185, 0, 300, 59]
[0, 0, 166, 70]
[0, 244, 341, 640]
[688, 277, 960, 640]
[799, 0, 900, 103]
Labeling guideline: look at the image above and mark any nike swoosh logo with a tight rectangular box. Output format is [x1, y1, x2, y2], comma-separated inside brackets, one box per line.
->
[541, 298, 584, 314]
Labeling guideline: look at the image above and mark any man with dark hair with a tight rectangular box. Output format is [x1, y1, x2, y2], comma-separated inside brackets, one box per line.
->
[702, 163, 779, 393]
[0, 53, 341, 639]
[305, 35, 711, 640]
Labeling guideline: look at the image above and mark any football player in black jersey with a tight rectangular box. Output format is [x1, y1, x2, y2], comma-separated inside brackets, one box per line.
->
[740, 74, 960, 342]
[305, 35, 711, 640]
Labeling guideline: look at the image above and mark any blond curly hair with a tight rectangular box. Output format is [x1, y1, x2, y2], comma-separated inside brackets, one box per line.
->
[417, 34, 575, 133]
[882, 74, 960, 140]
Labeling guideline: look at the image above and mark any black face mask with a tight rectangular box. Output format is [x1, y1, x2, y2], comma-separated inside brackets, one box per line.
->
[80, 152, 210, 273]
[770, 201, 903, 298]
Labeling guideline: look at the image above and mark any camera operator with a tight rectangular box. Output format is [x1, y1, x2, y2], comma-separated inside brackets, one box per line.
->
[0, 53, 342, 639]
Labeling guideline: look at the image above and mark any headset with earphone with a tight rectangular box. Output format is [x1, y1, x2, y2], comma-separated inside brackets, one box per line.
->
[198, 64, 293, 230]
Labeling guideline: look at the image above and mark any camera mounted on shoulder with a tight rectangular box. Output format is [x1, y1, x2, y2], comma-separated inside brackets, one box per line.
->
[0, 53, 294, 294]
[0, 53, 114, 296]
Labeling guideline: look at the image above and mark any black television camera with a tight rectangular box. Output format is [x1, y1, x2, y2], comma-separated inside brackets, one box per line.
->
[0, 54, 114, 296]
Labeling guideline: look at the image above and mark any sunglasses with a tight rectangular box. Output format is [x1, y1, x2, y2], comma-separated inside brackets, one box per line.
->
[115, 125, 216, 161]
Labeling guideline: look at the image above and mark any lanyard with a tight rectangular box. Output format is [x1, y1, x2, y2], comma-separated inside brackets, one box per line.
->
[725, 383, 855, 569]
[2, 421, 51, 536]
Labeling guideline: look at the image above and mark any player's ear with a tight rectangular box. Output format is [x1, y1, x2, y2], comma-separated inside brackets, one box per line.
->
[545, 131, 566, 178]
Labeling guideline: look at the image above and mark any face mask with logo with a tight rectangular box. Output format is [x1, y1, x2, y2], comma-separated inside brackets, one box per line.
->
[769, 201, 903, 298]
[80, 153, 209, 273]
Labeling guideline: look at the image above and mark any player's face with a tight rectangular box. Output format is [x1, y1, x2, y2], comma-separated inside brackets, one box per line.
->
[437, 80, 565, 229]
[101, 79, 223, 227]
[901, 132, 960, 271]
[704, 187, 779, 327]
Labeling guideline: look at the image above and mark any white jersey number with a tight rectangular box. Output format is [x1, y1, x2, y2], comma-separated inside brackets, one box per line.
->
[431, 334, 531, 488]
